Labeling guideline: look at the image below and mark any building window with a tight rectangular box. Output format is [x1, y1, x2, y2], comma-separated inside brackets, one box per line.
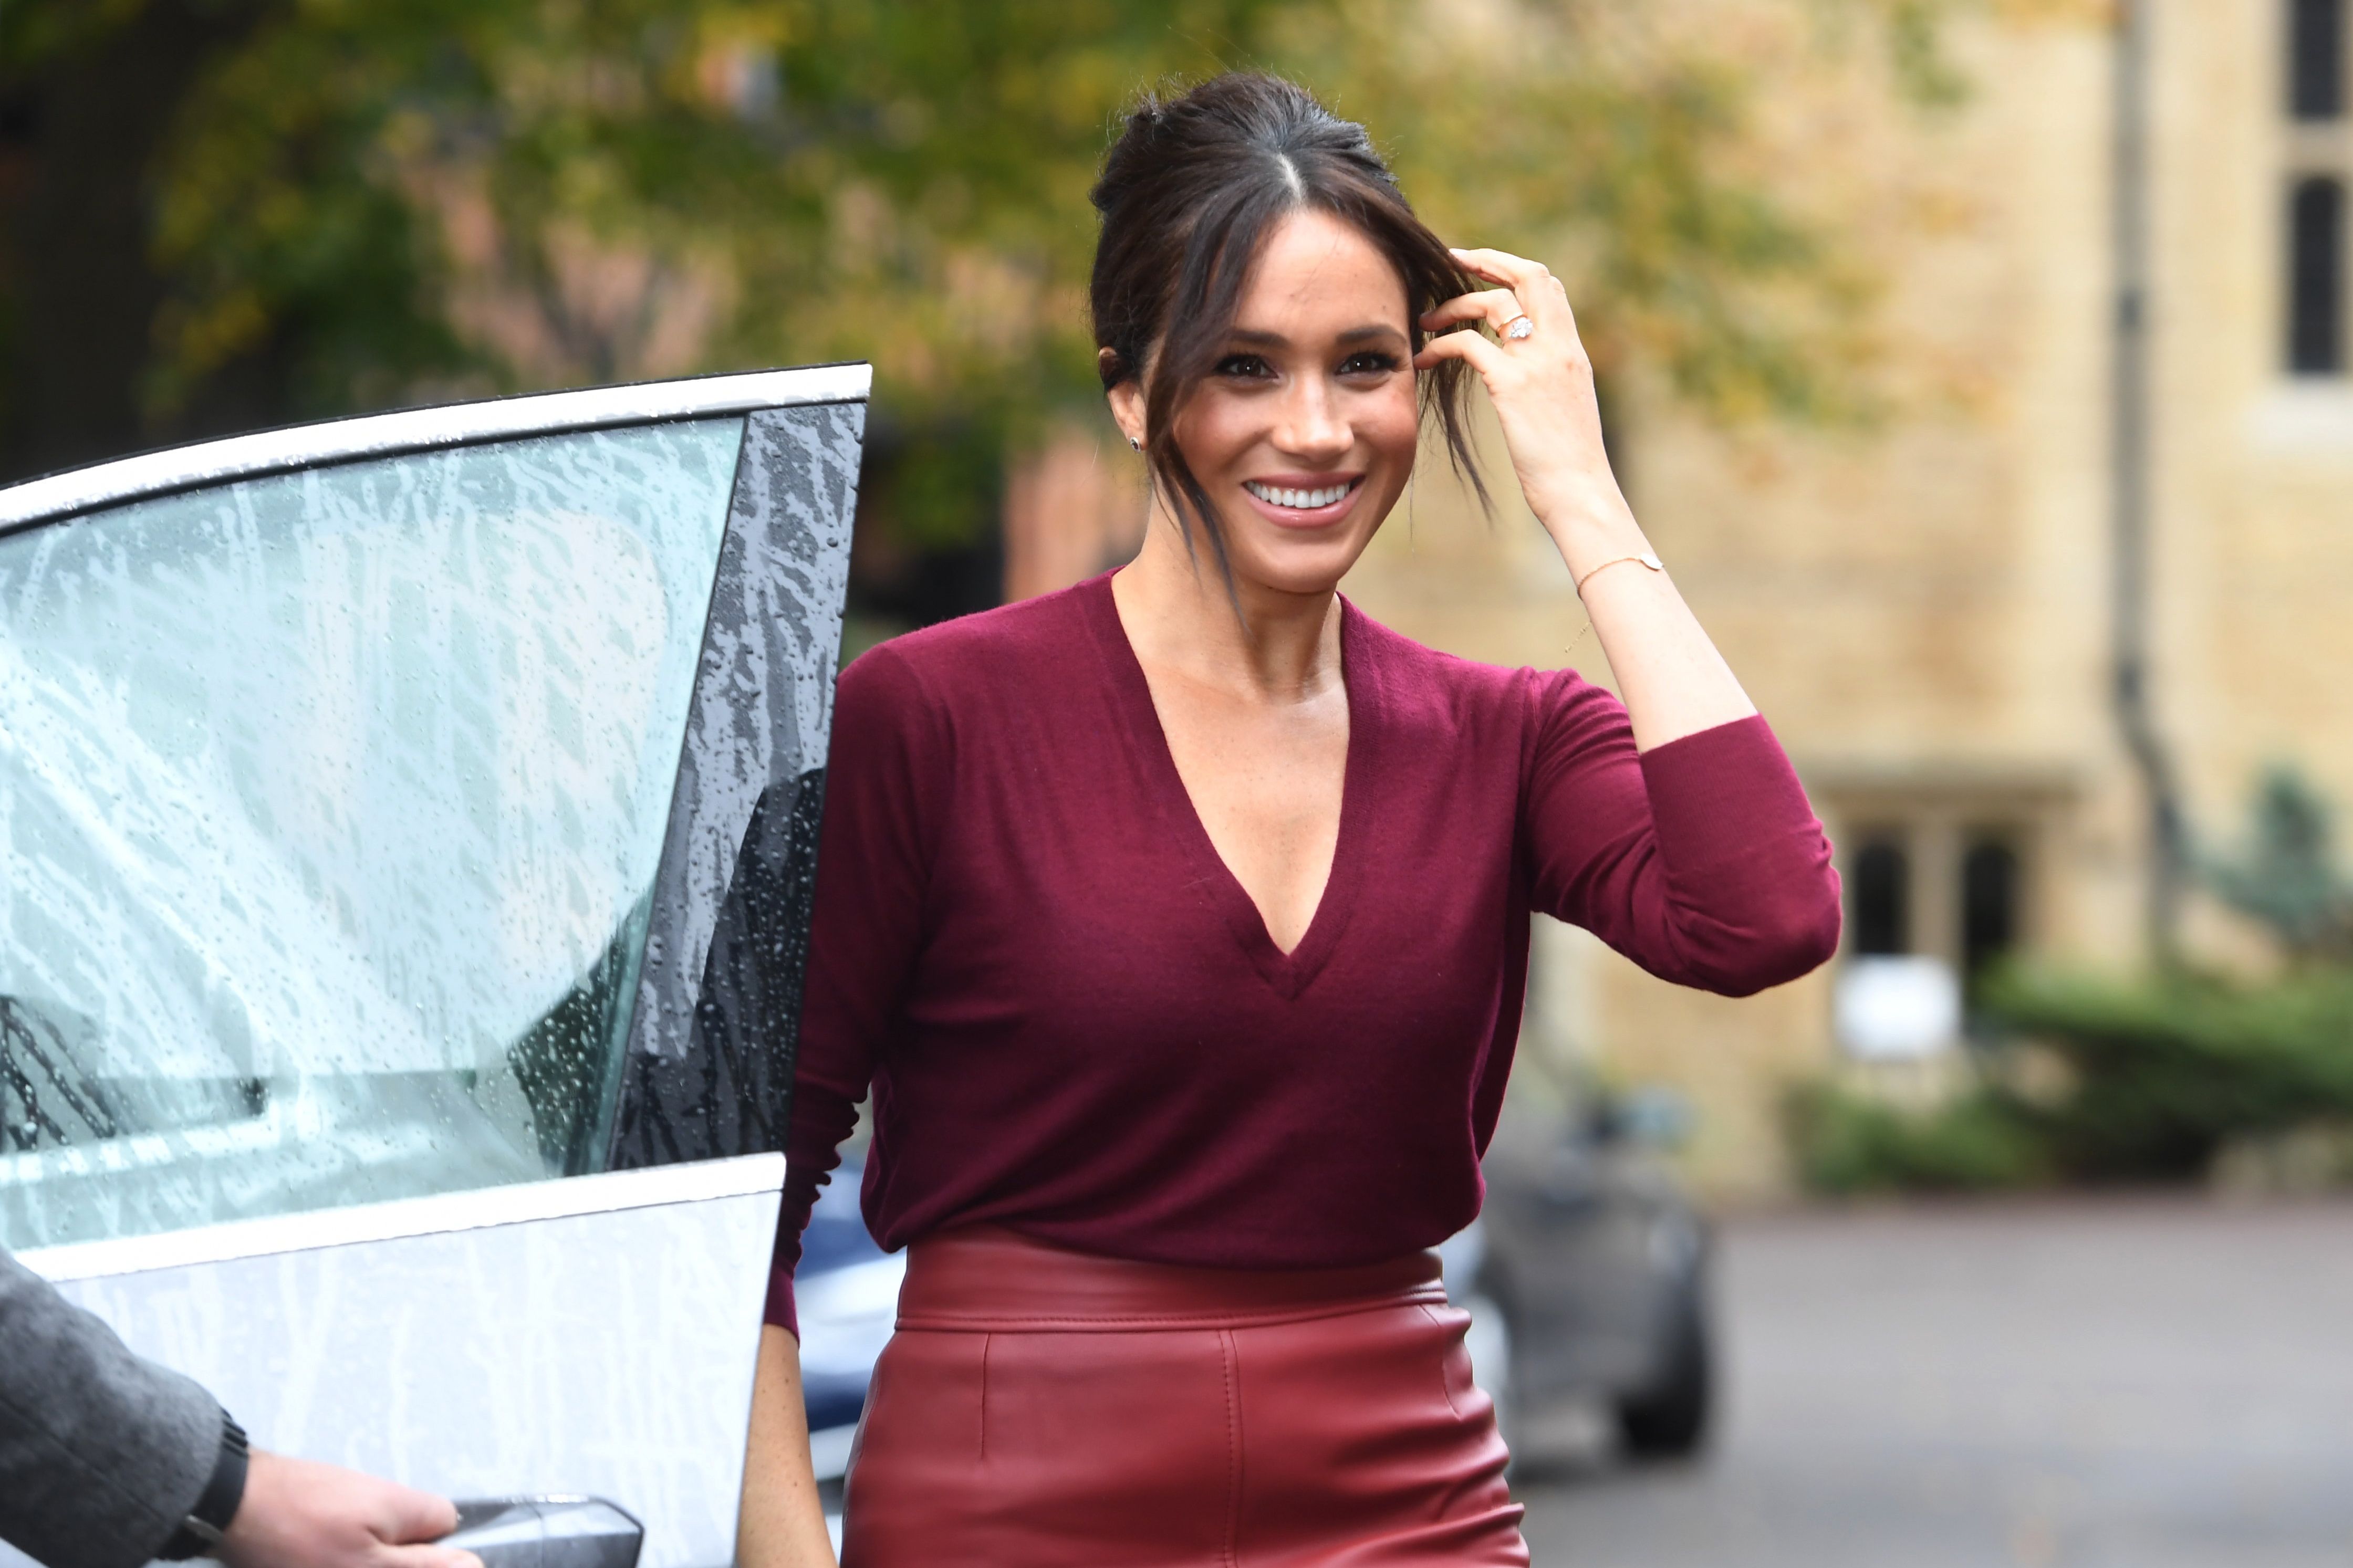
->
[1960, 836, 2021, 1009]
[2291, 0, 2347, 120]
[1823, 786, 2059, 1059]
[2289, 176, 2346, 373]
[1850, 837, 1910, 956]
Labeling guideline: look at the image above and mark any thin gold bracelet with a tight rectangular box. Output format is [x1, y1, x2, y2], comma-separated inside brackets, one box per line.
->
[1574, 549, 1665, 595]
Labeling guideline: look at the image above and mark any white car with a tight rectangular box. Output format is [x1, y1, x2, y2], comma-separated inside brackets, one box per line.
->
[0, 366, 867, 1568]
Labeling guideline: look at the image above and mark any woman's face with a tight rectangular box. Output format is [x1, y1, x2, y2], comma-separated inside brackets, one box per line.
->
[1122, 208, 1421, 598]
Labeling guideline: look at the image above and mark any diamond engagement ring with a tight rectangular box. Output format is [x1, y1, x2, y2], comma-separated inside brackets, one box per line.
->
[1501, 315, 1534, 341]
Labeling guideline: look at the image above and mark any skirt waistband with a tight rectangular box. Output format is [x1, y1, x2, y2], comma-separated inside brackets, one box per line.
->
[894, 1226, 1450, 1333]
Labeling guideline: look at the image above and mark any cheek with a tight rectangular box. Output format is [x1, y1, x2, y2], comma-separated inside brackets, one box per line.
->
[1361, 383, 1422, 471]
[1172, 390, 1260, 477]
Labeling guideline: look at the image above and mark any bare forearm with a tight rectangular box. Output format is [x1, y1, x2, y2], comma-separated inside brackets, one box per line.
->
[1546, 488, 1755, 753]
[736, 1326, 836, 1568]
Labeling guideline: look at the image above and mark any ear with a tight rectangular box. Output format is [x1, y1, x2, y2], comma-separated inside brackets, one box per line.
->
[1105, 375, 1147, 452]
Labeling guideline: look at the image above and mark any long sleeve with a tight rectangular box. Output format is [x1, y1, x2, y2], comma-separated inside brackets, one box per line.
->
[764, 645, 946, 1336]
[1522, 677, 1840, 996]
[0, 1245, 220, 1568]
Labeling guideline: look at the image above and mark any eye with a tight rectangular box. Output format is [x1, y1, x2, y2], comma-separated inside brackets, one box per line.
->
[1213, 353, 1275, 379]
[1337, 351, 1402, 377]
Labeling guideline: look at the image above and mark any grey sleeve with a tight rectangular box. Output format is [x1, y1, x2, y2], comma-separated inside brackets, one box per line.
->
[0, 1245, 221, 1568]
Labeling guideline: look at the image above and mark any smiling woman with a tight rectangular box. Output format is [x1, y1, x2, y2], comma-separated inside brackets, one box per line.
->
[738, 73, 1843, 1568]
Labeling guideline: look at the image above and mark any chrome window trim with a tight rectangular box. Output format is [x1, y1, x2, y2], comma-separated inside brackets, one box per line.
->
[19, 1151, 786, 1283]
[609, 401, 861, 1170]
[0, 363, 872, 534]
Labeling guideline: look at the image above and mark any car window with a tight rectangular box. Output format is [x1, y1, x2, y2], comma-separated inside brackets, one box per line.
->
[0, 418, 744, 1250]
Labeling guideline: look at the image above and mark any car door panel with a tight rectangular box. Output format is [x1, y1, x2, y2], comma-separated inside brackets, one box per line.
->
[14, 1157, 778, 1568]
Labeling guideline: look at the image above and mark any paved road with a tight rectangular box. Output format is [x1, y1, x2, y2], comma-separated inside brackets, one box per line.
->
[1516, 1198, 2353, 1568]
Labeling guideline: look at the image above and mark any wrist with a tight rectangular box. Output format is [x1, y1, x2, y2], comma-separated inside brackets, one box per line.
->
[1538, 490, 1649, 580]
[159, 1410, 249, 1560]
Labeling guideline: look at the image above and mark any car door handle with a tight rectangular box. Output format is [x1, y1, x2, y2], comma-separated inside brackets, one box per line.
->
[442, 1497, 643, 1568]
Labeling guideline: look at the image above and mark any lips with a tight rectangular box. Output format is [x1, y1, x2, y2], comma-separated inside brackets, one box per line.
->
[1240, 475, 1363, 527]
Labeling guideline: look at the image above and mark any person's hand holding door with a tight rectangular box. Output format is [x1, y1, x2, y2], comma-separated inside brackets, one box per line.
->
[220, 1452, 481, 1568]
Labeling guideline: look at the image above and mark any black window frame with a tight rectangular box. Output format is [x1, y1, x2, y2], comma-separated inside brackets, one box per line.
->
[2288, 175, 2348, 375]
[1959, 832, 2023, 1009]
[1848, 833, 1912, 957]
[2290, 0, 2348, 121]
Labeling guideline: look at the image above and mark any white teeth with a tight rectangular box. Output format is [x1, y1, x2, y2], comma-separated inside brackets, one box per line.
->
[1247, 480, 1351, 509]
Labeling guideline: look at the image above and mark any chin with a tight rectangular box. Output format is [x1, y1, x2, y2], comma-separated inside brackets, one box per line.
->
[1226, 536, 1368, 598]
[1208, 500, 1390, 600]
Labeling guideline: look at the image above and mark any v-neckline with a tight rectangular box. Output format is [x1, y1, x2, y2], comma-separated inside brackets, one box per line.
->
[1082, 573, 1369, 998]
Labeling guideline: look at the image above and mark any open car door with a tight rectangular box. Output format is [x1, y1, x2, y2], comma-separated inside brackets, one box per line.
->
[0, 366, 865, 1568]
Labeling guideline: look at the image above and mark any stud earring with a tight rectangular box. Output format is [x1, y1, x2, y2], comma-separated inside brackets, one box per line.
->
[1129, 436, 1142, 451]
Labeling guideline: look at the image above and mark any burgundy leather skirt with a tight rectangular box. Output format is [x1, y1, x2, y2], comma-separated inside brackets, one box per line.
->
[840, 1227, 1528, 1566]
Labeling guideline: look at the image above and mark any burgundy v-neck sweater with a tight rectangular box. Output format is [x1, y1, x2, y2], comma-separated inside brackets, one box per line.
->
[765, 574, 1839, 1333]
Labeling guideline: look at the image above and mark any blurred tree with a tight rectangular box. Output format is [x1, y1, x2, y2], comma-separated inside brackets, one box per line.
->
[2206, 767, 2353, 964]
[0, 0, 1958, 548]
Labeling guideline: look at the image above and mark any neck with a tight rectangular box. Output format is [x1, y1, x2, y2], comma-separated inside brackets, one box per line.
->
[1111, 508, 1341, 704]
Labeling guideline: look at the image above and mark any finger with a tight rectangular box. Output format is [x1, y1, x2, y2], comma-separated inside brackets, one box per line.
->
[1448, 246, 1546, 295]
[1449, 248, 1569, 327]
[1419, 289, 1524, 334]
[376, 1486, 460, 1544]
[1413, 327, 1509, 378]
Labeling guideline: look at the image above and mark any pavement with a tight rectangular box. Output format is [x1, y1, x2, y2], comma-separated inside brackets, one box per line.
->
[1515, 1197, 2353, 1568]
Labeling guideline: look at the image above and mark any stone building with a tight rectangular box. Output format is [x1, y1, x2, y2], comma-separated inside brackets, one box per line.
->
[1001, 0, 2353, 1195]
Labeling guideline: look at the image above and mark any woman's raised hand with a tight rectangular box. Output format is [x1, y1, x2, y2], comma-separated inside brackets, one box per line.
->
[1417, 245, 1756, 748]
[1414, 247, 1641, 567]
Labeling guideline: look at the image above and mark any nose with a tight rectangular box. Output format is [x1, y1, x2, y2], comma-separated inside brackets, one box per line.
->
[1273, 373, 1351, 462]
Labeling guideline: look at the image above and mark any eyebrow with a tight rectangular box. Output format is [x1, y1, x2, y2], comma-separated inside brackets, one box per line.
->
[1227, 325, 1409, 348]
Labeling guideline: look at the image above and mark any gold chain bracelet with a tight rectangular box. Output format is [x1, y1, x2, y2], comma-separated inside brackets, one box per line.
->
[1573, 549, 1665, 595]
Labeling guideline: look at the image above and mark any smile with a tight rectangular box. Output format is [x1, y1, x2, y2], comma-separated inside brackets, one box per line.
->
[1243, 478, 1360, 510]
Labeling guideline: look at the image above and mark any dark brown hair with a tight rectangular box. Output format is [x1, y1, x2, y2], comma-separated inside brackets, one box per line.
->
[1089, 72, 1487, 583]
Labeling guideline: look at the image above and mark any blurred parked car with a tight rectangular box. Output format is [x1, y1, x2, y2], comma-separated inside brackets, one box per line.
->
[1458, 1088, 1714, 1464]
[0, 365, 868, 1568]
[794, 1163, 901, 1474]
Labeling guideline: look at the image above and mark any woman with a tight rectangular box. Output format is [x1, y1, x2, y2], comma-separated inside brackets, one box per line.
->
[740, 72, 1840, 1567]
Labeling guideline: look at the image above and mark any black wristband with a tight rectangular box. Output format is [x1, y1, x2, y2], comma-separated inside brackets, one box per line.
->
[159, 1410, 249, 1560]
